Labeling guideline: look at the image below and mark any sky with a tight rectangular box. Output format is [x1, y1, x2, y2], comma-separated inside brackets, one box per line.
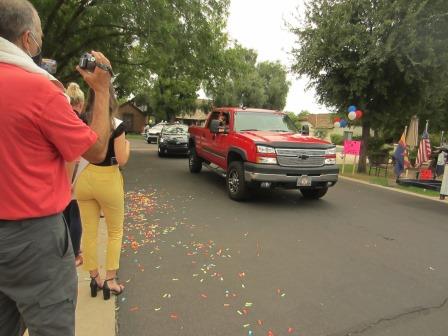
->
[226, 0, 328, 114]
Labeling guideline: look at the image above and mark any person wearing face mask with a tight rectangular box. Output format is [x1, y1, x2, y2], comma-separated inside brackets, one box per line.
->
[0, 1, 113, 335]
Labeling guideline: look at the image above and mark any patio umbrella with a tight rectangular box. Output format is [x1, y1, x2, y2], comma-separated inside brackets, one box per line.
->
[406, 115, 419, 150]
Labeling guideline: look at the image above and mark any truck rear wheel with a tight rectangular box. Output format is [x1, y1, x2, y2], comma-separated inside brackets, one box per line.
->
[189, 148, 202, 173]
[227, 161, 249, 201]
[300, 187, 328, 200]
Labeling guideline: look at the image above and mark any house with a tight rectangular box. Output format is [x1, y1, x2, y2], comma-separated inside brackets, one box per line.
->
[299, 113, 363, 142]
[116, 101, 147, 133]
[175, 99, 210, 126]
[176, 109, 208, 126]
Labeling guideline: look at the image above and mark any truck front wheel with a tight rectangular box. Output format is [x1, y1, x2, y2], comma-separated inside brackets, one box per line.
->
[227, 161, 249, 201]
[300, 187, 328, 200]
[189, 148, 202, 173]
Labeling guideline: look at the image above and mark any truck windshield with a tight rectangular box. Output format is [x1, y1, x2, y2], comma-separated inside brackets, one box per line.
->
[235, 112, 299, 133]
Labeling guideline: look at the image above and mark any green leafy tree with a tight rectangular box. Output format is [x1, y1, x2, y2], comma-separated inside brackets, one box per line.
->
[286, 112, 302, 129]
[206, 44, 266, 107]
[258, 61, 290, 110]
[206, 44, 290, 110]
[33, 0, 230, 103]
[290, 0, 448, 172]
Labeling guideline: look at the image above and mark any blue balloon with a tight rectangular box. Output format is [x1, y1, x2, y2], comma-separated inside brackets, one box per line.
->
[340, 119, 348, 127]
[348, 105, 356, 112]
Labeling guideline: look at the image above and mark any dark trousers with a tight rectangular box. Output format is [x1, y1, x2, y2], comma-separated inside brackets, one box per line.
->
[63, 200, 82, 257]
[0, 214, 77, 336]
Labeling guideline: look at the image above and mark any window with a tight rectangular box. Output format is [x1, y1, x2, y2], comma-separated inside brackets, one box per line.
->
[234, 112, 298, 133]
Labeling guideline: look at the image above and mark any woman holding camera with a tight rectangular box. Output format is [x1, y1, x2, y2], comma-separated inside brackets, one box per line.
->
[75, 84, 130, 300]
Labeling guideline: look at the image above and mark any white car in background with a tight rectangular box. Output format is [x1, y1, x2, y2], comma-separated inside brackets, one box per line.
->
[145, 122, 167, 144]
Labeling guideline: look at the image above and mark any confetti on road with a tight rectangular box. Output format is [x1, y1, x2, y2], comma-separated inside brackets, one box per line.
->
[121, 188, 296, 334]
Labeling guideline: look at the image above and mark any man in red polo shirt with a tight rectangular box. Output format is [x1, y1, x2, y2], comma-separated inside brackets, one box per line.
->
[0, 1, 112, 335]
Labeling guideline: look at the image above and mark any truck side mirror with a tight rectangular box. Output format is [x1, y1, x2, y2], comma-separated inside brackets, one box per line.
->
[301, 125, 309, 136]
[210, 119, 220, 134]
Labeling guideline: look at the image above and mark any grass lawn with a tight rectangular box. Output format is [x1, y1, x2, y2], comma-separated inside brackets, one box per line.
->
[396, 185, 441, 197]
[338, 163, 442, 198]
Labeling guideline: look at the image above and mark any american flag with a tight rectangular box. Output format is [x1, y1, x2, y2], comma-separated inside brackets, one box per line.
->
[415, 128, 431, 167]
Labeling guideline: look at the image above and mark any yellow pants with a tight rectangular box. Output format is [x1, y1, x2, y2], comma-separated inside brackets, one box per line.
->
[75, 164, 124, 271]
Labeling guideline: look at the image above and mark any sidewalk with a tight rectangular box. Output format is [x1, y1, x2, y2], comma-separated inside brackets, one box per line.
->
[25, 219, 116, 336]
[75, 219, 116, 336]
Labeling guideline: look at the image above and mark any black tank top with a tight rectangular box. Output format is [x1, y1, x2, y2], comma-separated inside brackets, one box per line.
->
[93, 122, 126, 166]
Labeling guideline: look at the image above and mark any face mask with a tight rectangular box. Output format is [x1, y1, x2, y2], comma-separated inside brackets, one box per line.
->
[27, 31, 42, 66]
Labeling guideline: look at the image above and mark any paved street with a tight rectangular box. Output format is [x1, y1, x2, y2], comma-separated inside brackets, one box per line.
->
[117, 139, 448, 336]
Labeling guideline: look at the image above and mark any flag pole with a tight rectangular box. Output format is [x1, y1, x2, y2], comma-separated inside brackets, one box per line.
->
[425, 120, 429, 133]
[441, 131, 445, 146]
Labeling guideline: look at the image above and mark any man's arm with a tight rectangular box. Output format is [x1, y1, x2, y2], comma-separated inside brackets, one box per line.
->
[77, 51, 112, 163]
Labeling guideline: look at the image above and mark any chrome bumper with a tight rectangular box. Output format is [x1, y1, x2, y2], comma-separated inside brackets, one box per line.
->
[244, 172, 338, 184]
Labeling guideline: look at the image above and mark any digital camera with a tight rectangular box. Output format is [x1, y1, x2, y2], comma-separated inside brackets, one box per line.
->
[40, 58, 57, 74]
[79, 52, 96, 72]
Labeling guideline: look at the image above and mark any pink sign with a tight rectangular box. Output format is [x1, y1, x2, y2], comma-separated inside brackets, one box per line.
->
[343, 140, 362, 155]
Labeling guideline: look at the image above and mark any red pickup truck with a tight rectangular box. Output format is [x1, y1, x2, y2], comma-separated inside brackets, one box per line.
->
[188, 107, 339, 201]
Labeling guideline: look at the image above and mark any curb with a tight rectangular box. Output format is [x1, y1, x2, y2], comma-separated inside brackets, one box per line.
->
[339, 175, 447, 204]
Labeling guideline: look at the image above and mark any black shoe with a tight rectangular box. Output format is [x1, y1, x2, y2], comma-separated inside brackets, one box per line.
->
[103, 278, 124, 300]
[90, 273, 102, 297]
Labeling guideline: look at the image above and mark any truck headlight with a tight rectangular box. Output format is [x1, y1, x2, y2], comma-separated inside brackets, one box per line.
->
[159, 138, 165, 143]
[324, 147, 336, 164]
[325, 148, 336, 156]
[257, 145, 276, 154]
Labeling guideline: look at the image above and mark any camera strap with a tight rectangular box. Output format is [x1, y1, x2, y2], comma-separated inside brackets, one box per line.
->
[96, 63, 114, 77]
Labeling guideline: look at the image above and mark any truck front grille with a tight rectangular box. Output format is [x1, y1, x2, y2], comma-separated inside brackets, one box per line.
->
[276, 148, 326, 167]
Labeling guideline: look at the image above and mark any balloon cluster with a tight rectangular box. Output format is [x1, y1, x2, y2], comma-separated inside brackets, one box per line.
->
[333, 105, 363, 128]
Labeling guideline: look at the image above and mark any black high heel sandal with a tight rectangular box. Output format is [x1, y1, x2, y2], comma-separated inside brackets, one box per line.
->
[103, 278, 124, 300]
[90, 273, 102, 297]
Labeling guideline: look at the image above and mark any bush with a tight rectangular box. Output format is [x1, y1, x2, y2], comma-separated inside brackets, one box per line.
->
[367, 137, 387, 154]
[330, 134, 344, 145]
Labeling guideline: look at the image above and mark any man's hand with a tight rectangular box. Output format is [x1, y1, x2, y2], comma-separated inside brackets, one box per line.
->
[76, 51, 111, 94]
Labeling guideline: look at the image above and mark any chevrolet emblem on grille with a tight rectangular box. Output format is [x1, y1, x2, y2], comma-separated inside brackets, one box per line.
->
[297, 154, 309, 160]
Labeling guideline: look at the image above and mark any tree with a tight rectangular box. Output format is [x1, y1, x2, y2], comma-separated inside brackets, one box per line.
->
[206, 44, 266, 107]
[206, 44, 290, 110]
[290, 0, 448, 172]
[286, 112, 302, 129]
[258, 61, 290, 110]
[34, 0, 230, 102]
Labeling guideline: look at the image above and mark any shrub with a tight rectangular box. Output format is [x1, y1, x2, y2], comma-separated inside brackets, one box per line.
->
[330, 134, 344, 145]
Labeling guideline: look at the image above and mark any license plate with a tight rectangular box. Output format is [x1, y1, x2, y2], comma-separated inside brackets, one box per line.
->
[297, 175, 312, 187]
